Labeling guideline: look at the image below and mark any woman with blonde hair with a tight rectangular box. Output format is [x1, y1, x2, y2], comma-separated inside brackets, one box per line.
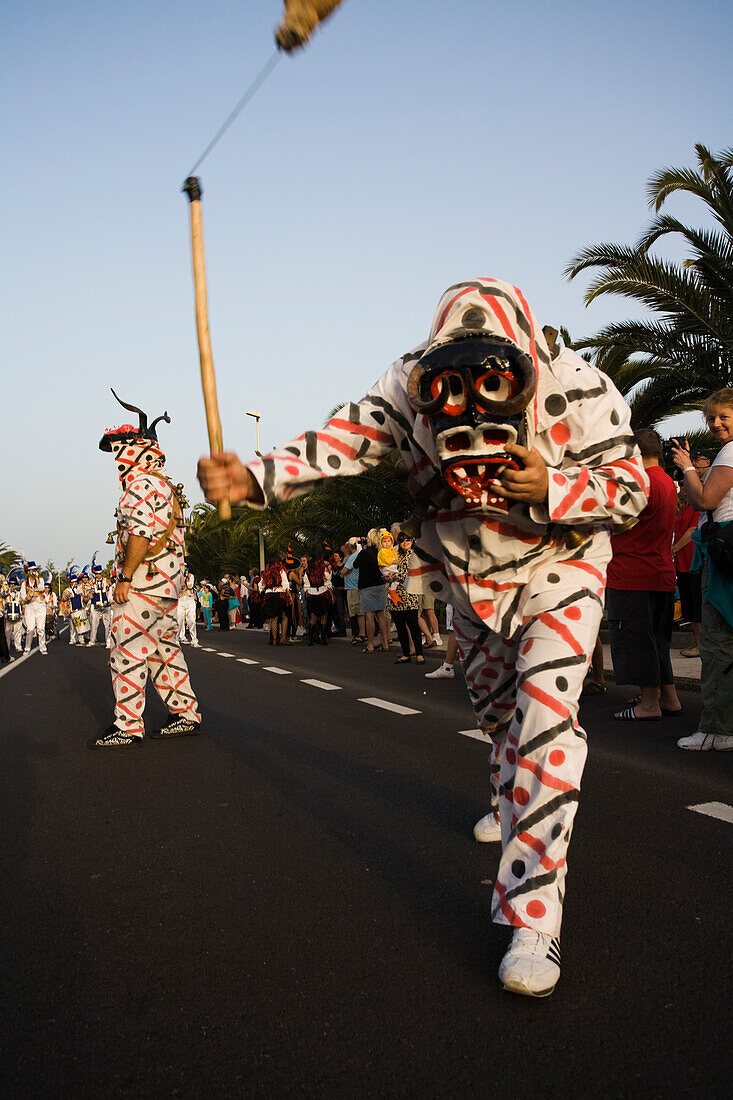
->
[671, 388, 733, 750]
[354, 527, 390, 653]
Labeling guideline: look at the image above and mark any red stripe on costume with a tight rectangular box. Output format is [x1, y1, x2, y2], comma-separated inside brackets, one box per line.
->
[435, 288, 474, 333]
[552, 467, 591, 521]
[317, 434, 360, 461]
[493, 882, 530, 929]
[520, 681, 571, 720]
[479, 291, 517, 343]
[516, 755, 575, 793]
[328, 419, 393, 444]
[512, 286, 540, 431]
[564, 559, 606, 585]
[537, 611, 585, 655]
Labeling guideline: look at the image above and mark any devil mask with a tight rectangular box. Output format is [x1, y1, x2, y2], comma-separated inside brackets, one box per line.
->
[407, 280, 544, 512]
[99, 389, 171, 487]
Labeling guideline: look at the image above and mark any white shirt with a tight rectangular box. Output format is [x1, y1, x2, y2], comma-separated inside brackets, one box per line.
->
[709, 441, 733, 522]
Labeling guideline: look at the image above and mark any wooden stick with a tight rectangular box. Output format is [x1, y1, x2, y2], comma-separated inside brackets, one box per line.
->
[182, 176, 231, 521]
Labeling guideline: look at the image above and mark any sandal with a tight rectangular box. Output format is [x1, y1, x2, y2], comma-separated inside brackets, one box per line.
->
[395, 656, 411, 664]
[627, 692, 683, 716]
[361, 647, 375, 654]
[582, 681, 607, 695]
[612, 706, 661, 721]
[415, 655, 425, 664]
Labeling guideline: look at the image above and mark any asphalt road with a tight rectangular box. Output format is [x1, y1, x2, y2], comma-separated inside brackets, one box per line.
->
[1, 626, 731, 1098]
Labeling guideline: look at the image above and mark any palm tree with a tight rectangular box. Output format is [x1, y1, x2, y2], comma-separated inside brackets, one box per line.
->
[0, 542, 19, 571]
[565, 144, 733, 426]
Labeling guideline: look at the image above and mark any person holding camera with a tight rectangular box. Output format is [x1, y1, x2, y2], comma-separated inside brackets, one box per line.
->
[670, 389, 733, 751]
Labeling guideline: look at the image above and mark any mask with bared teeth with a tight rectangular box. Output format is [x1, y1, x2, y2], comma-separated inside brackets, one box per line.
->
[407, 314, 536, 513]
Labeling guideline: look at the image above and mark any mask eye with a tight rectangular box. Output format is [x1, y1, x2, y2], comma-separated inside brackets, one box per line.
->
[431, 371, 466, 416]
[474, 367, 518, 407]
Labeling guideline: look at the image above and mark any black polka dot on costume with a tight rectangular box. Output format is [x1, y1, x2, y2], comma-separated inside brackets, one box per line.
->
[555, 675, 568, 692]
[610, 410, 619, 426]
[141, 611, 150, 619]
[619, 492, 629, 505]
[285, 446, 301, 457]
[462, 306, 485, 329]
[400, 438, 411, 451]
[372, 411, 386, 425]
[118, 464, 125, 472]
[548, 573, 560, 583]
[430, 581, 442, 593]
[564, 830, 571, 843]
[515, 708, 523, 723]
[511, 860, 526, 878]
[327, 455, 341, 469]
[552, 823, 563, 839]
[469, 534, 481, 550]
[122, 659, 129, 666]
[545, 394, 567, 416]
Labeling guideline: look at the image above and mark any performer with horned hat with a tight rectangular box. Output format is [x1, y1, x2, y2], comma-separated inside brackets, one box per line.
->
[89, 391, 201, 748]
[21, 560, 48, 655]
[198, 276, 648, 998]
[87, 553, 113, 647]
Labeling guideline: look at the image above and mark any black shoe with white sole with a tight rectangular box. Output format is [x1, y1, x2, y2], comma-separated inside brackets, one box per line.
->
[150, 715, 201, 739]
[88, 724, 143, 749]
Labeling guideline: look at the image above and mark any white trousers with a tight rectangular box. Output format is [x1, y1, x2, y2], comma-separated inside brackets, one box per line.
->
[176, 596, 198, 643]
[89, 606, 112, 646]
[5, 618, 24, 653]
[23, 601, 47, 653]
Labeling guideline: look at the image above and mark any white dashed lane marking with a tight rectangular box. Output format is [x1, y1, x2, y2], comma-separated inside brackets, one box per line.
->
[237, 658, 259, 665]
[359, 697, 420, 716]
[458, 728, 492, 743]
[217, 652, 237, 658]
[688, 801, 733, 824]
[301, 678, 341, 691]
[199, 647, 216, 652]
[264, 666, 291, 676]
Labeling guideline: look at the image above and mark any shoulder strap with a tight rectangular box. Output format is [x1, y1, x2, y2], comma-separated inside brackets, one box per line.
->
[144, 475, 182, 560]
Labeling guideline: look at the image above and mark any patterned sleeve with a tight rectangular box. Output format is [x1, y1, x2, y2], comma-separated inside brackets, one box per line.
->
[531, 371, 649, 529]
[119, 476, 159, 540]
[245, 358, 411, 508]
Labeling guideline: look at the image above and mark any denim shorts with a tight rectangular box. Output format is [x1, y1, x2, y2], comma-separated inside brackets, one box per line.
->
[359, 584, 386, 613]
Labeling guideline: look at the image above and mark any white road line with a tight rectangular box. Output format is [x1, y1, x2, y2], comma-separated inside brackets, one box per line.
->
[688, 801, 733, 824]
[458, 728, 493, 743]
[199, 646, 217, 652]
[264, 666, 291, 676]
[301, 678, 341, 691]
[237, 658, 259, 665]
[359, 697, 420, 716]
[217, 652, 237, 658]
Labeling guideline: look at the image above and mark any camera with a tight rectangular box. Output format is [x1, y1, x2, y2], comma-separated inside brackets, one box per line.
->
[662, 438, 686, 482]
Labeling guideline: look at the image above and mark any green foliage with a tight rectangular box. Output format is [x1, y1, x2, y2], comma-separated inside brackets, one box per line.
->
[566, 144, 733, 427]
[185, 453, 415, 578]
[0, 542, 19, 571]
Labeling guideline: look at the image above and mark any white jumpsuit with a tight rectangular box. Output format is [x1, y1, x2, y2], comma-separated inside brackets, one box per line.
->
[244, 278, 649, 937]
[22, 579, 47, 654]
[176, 574, 199, 644]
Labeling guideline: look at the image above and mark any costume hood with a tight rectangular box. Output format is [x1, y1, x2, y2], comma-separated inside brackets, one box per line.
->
[100, 389, 170, 487]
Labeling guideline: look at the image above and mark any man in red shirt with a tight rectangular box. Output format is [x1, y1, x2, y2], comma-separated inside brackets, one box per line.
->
[607, 429, 682, 720]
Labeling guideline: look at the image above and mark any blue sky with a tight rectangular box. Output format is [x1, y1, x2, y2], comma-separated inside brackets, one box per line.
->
[3, 0, 732, 568]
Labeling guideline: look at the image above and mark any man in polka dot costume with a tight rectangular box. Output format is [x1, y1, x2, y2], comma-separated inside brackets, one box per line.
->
[197, 278, 648, 997]
[89, 393, 201, 749]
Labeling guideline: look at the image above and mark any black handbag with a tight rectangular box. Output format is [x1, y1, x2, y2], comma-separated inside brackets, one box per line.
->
[702, 512, 733, 577]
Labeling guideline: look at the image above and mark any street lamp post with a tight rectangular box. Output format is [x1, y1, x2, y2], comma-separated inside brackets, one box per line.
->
[246, 410, 265, 571]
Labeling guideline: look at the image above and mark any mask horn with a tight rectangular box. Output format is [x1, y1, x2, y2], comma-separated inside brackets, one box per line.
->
[111, 388, 148, 432]
[406, 364, 450, 414]
[149, 412, 171, 436]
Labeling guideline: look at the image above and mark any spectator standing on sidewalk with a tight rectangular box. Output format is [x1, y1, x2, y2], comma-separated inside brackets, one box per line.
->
[341, 538, 365, 643]
[670, 390, 733, 751]
[672, 489, 702, 657]
[607, 429, 682, 721]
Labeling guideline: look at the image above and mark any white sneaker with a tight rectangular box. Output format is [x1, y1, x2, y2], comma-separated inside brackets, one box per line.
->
[498, 929, 561, 997]
[473, 812, 501, 843]
[677, 729, 733, 751]
[433, 634, 442, 646]
[190, 641, 200, 648]
[425, 663, 454, 679]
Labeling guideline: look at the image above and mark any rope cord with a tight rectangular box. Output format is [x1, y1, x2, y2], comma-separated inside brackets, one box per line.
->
[186, 51, 282, 179]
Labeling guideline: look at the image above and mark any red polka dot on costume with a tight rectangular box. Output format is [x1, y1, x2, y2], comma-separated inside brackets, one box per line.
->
[526, 900, 546, 919]
[125, 628, 130, 634]
[563, 607, 582, 620]
[581, 498, 596, 512]
[141, 647, 148, 655]
[475, 600, 495, 618]
[553, 473, 565, 486]
[550, 424, 571, 445]
[127, 449, 135, 456]
[522, 639, 534, 655]
[165, 588, 171, 595]
[549, 749, 565, 766]
[505, 747, 516, 765]
[514, 787, 530, 806]
[285, 464, 300, 477]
